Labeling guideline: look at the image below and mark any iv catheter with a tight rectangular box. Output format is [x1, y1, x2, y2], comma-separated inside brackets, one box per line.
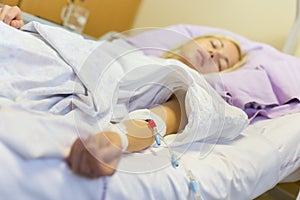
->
[147, 119, 179, 168]
[126, 109, 202, 199]
[146, 118, 202, 199]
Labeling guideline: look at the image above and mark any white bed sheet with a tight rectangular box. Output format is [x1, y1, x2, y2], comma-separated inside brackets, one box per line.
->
[1, 112, 299, 200]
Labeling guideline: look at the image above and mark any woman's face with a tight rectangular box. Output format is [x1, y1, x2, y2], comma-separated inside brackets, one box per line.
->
[179, 36, 240, 74]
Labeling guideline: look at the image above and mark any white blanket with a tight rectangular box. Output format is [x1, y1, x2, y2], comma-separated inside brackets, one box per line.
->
[0, 21, 248, 159]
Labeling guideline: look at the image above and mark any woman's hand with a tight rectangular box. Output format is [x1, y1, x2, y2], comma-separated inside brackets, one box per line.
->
[66, 120, 154, 178]
[0, 5, 24, 29]
[67, 132, 123, 179]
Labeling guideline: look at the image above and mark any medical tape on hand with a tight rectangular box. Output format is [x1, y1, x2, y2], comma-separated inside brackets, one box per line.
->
[105, 123, 128, 152]
[128, 109, 166, 137]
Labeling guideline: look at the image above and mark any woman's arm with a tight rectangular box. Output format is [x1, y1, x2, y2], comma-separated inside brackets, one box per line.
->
[0, 5, 24, 28]
[125, 94, 182, 152]
[150, 95, 182, 136]
[67, 95, 182, 178]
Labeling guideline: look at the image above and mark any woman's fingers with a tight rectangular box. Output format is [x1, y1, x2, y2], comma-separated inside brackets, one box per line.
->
[10, 18, 24, 29]
[67, 138, 85, 172]
[0, 5, 9, 20]
[67, 133, 123, 178]
[84, 134, 122, 178]
[78, 136, 99, 178]
[90, 139, 122, 177]
[0, 5, 24, 28]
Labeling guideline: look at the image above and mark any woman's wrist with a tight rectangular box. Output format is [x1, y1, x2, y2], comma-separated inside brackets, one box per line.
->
[105, 120, 154, 153]
[122, 119, 154, 153]
[150, 95, 181, 135]
[104, 124, 128, 151]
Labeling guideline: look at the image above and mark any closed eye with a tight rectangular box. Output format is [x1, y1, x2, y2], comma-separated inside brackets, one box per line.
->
[218, 57, 229, 71]
[210, 39, 223, 49]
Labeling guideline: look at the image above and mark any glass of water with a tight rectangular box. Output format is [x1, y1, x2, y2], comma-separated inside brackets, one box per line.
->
[61, 4, 90, 33]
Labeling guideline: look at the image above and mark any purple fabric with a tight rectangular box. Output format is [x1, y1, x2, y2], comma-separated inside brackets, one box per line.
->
[205, 44, 300, 120]
[126, 24, 300, 120]
[126, 24, 256, 57]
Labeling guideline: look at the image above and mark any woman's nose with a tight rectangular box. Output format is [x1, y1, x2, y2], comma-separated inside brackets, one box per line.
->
[208, 50, 215, 58]
[208, 50, 220, 59]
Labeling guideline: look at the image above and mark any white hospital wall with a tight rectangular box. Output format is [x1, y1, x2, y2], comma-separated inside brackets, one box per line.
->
[133, 0, 296, 50]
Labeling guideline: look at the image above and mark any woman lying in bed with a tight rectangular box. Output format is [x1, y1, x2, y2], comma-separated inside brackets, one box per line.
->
[68, 27, 300, 178]
[1, 5, 299, 179]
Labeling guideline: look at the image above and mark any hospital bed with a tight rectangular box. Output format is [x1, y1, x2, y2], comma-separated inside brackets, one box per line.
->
[0, 5, 300, 200]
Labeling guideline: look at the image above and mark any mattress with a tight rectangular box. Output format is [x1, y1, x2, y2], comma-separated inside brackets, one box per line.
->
[0, 112, 299, 200]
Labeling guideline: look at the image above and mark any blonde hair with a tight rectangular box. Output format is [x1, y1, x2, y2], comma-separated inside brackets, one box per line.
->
[162, 34, 247, 73]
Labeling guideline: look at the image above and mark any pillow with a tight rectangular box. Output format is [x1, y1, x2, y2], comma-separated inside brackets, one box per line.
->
[125, 24, 256, 57]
